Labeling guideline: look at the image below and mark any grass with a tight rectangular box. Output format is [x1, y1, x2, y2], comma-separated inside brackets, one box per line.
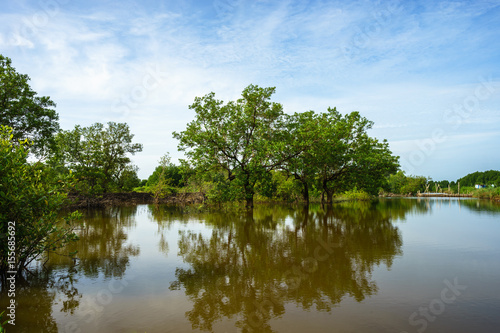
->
[336, 188, 372, 201]
[422, 185, 499, 200]
[0, 311, 7, 332]
[472, 187, 500, 200]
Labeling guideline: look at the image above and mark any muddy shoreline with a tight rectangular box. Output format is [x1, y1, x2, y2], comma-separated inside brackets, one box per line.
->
[383, 193, 474, 198]
[67, 192, 206, 208]
[67, 191, 492, 209]
[416, 193, 473, 198]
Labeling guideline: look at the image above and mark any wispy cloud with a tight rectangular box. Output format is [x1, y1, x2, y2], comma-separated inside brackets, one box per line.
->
[1, 0, 499, 179]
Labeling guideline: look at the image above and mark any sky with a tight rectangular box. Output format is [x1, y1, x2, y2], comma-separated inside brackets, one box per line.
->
[1, 0, 499, 181]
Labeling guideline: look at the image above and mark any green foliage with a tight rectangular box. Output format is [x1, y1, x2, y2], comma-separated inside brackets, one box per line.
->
[117, 165, 141, 192]
[147, 163, 184, 188]
[206, 172, 245, 205]
[255, 170, 302, 202]
[149, 153, 173, 203]
[174, 85, 294, 207]
[50, 122, 143, 194]
[284, 108, 399, 202]
[174, 161, 207, 194]
[0, 126, 81, 275]
[458, 186, 474, 194]
[425, 171, 500, 196]
[0, 311, 6, 332]
[255, 171, 278, 199]
[386, 171, 406, 193]
[458, 170, 500, 187]
[341, 187, 372, 200]
[472, 187, 500, 200]
[426, 179, 453, 193]
[321, 110, 398, 199]
[386, 171, 427, 194]
[0, 54, 59, 156]
[174, 86, 399, 206]
[281, 110, 323, 203]
[275, 175, 302, 202]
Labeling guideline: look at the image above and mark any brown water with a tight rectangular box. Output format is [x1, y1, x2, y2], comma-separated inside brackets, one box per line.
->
[1, 198, 500, 333]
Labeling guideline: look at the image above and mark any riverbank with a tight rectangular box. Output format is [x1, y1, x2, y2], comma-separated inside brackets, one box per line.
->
[66, 191, 497, 209]
[67, 192, 206, 208]
[416, 188, 500, 201]
[381, 192, 474, 198]
[416, 193, 473, 198]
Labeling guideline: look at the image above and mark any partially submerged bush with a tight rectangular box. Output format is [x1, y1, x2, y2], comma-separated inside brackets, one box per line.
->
[0, 126, 81, 277]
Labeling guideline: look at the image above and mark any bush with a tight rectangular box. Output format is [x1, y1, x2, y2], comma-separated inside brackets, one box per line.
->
[473, 187, 500, 200]
[341, 187, 372, 200]
[386, 171, 427, 194]
[206, 173, 245, 205]
[0, 126, 81, 276]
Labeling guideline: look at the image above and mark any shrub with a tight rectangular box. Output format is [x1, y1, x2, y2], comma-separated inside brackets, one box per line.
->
[0, 126, 81, 277]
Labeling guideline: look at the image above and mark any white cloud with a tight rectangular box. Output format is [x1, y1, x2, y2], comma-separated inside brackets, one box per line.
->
[2, 0, 500, 179]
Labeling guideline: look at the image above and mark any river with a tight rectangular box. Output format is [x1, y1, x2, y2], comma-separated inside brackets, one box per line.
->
[2, 198, 500, 332]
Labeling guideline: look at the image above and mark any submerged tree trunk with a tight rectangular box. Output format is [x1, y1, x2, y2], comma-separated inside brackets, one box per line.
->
[322, 178, 334, 205]
[301, 204, 309, 228]
[245, 196, 254, 208]
[302, 182, 310, 204]
[326, 190, 334, 205]
[244, 180, 255, 208]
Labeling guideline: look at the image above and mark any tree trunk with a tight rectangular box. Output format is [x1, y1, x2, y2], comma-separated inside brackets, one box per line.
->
[301, 204, 309, 227]
[326, 190, 333, 205]
[246, 196, 254, 208]
[244, 180, 255, 208]
[322, 178, 334, 205]
[302, 181, 309, 204]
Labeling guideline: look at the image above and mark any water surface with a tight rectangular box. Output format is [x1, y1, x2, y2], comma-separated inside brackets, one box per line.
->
[2, 198, 500, 332]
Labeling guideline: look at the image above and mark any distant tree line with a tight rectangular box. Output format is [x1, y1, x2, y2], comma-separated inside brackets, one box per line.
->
[386, 170, 500, 196]
[457, 170, 500, 187]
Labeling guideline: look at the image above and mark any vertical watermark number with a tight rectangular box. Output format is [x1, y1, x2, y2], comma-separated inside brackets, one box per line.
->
[5, 221, 17, 326]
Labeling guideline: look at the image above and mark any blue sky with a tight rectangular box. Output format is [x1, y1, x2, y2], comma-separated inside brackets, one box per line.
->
[1, 0, 499, 181]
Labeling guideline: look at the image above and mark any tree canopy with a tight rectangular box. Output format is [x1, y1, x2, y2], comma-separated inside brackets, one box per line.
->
[458, 170, 500, 187]
[0, 54, 59, 156]
[174, 85, 298, 207]
[50, 122, 143, 194]
[311, 108, 398, 203]
[387, 171, 427, 194]
[175, 85, 399, 206]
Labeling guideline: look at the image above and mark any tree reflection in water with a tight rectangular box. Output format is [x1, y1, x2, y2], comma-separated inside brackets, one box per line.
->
[0, 266, 80, 333]
[168, 200, 427, 332]
[3, 198, 489, 332]
[0, 206, 140, 333]
[68, 206, 140, 278]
